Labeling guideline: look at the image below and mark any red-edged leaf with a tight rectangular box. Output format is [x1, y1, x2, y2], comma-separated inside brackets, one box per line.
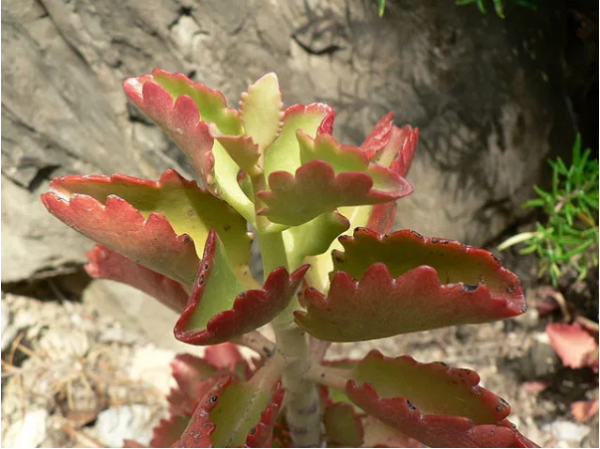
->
[175, 230, 309, 345]
[296, 228, 525, 341]
[258, 159, 412, 226]
[366, 201, 398, 233]
[150, 415, 190, 448]
[546, 323, 598, 369]
[347, 383, 537, 448]
[376, 125, 419, 178]
[85, 245, 189, 313]
[168, 353, 221, 416]
[42, 170, 251, 287]
[123, 70, 254, 220]
[176, 375, 284, 447]
[323, 402, 364, 446]
[215, 134, 261, 173]
[571, 397, 599, 422]
[205, 343, 246, 371]
[264, 103, 335, 179]
[361, 112, 395, 159]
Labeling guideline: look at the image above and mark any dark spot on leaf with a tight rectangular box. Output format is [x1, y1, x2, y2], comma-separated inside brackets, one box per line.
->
[199, 275, 204, 285]
[495, 405, 505, 412]
[209, 395, 218, 403]
[490, 254, 501, 264]
[187, 209, 194, 216]
[437, 361, 448, 367]
[183, 236, 191, 243]
[410, 230, 423, 239]
[224, 225, 231, 231]
[462, 283, 478, 292]
[354, 227, 367, 233]
[239, 291, 246, 297]
[406, 400, 417, 410]
[249, 427, 256, 435]
[204, 263, 209, 270]
[499, 397, 509, 406]
[490, 429, 495, 436]
[308, 287, 316, 291]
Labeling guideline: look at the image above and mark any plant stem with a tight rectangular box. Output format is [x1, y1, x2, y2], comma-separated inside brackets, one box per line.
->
[305, 364, 350, 391]
[258, 231, 322, 447]
[232, 331, 276, 358]
[272, 318, 322, 447]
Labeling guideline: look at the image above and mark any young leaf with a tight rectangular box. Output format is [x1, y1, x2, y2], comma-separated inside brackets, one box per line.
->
[86, 245, 189, 313]
[263, 103, 335, 179]
[42, 170, 251, 286]
[362, 416, 424, 448]
[174, 230, 309, 345]
[258, 158, 412, 226]
[239, 73, 283, 151]
[296, 228, 525, 341]
[123, 70, 254, 221]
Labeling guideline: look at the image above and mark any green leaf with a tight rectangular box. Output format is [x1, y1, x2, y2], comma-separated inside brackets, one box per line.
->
[324, 403, 364, 446]
[239, 73, 283, 151]
[264, 103, 334, 180]
[43, 170, 250, 286]
[175, 231, 309, 345]
[296, 229, 526, 341]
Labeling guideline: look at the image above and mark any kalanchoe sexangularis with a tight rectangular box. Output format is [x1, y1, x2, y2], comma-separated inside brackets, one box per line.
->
[42, 69, 538, 448]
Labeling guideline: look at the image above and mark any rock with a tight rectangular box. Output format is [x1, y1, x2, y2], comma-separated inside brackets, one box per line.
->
[1, 0, 573, 289]
[128, 345, 178, 395]
[543, 419, 591, 445]
[82, 279, 193, 351]
[1, 301, 18, 352]
[91, 405, 156, 448]
[2, 409, 49, 448]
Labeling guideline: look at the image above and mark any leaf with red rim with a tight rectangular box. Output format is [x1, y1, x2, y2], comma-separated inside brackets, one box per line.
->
[175, 230, 309, 345]
[239, 73, 283, 151]
[546, 323, 598, 369]
[42, 170, 251, 287]
[323, 402, 364, 447]
[150, 415, 190, 448]
[86, 245, 188, 313]
[360, 112, 395, 159]
[176, 375, 284, 447]
[296, 228, 525, 341]
[258, 159, 412, 226]
[215, 134, 261, 174]
[263, 103, 335, 179]
[340, 351, 537, 447]
[371, 124, 419, 178]
[123, 70, 254, 220]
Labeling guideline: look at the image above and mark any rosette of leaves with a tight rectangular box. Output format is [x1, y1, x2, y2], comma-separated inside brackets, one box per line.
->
[43, 69, 537, 447]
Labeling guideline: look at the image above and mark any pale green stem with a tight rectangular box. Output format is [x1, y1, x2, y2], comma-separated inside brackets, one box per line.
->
[258, 231, 323, 448]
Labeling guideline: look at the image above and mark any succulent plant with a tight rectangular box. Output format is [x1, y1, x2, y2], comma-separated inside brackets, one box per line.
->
[43, 69, 538, 448]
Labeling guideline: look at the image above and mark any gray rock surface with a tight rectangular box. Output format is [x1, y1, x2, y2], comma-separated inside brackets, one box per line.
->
[2, 0, 571, 287]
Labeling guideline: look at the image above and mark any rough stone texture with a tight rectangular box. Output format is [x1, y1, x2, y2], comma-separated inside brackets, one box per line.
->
[2, 0, 571, 279]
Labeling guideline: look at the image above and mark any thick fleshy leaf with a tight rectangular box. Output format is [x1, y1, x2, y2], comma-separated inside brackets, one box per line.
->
[323, 402, 364, 447]
[372, 124, 419, 178]
[264, 103, 335, 179]
[215, 134, 261, 174]
[349, 384, 537, 448]
[150, 415, 190, 448]
[86, 245, 188, 313]
[360, 112, 395, 159]
[546, 323, 598, 369]
[258, 159, 412, 226]
[42, 170, 251, 286]
[175, 230, 309, 345]
[296, 228, 525, 341]
[124, 71, 254, 221]
[342, 352, 537, 447]
[176, 375, 284, 447]
[168, 353, 221, 416]
[239, 73, 283, 151]
[283, 211, 350, 269]
[348, 351, 511, 423]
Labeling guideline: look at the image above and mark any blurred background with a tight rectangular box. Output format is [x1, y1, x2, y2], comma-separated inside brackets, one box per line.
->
[2, 0, 598, 447]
